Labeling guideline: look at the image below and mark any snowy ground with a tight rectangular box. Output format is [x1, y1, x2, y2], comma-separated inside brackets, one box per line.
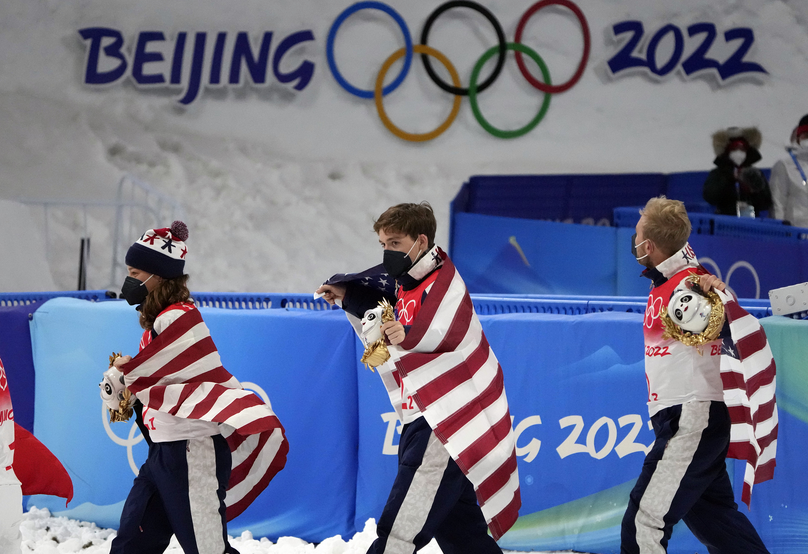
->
[20, 507, 576, 554]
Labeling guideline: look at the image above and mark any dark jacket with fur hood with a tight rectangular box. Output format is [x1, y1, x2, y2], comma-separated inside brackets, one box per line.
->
[703, 126, 772, 216]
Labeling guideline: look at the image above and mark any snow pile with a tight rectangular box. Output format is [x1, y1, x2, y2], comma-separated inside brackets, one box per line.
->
[20, 508, 563, 554]
[1, 0, 808, 292]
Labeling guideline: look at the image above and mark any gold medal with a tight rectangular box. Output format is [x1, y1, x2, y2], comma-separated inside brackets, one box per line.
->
[361, 299, 396, 371]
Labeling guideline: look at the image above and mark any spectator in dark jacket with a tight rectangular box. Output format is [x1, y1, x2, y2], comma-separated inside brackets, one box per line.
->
[703, 126, 772, 217]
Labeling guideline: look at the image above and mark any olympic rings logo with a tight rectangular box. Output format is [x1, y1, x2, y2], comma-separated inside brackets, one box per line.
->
[326, 0, 590, 142]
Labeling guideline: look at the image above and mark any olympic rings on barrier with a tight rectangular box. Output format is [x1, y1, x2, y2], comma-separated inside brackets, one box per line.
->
[326, 1, 413, 99]
[420, 1, 507, 96]
[514, 0, 590, 94]
[469, 43, 552, 139]
[326, 0, 591, 141]
[376, 44, 463, 142]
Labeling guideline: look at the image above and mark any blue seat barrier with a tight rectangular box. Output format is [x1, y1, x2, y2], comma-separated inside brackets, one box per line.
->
[449, 170, 762, 233]
[0, 290, 770, 317]
[471, 294, 771, 318]
[0, 290, 114, 307]
[0, 291, 337, 310]
[614, 208, 808, 241]
[192, 292, 337, 310]
[454, 174, 667, 226]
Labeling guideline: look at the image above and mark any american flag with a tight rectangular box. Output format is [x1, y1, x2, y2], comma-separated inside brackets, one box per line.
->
[717, 290, 777, 508]
[323, 263, 397, 298]
[391, 251, 521, 540]
[121, 308, 288, 520]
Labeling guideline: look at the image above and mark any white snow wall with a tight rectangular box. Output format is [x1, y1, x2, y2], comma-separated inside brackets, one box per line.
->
[0, 0, 806, 292]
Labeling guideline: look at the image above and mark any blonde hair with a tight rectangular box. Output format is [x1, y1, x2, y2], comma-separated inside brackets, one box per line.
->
[640, 197, 691, 257]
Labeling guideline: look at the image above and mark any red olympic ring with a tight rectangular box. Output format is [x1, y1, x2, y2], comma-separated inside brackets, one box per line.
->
[514, 0, 591, 94]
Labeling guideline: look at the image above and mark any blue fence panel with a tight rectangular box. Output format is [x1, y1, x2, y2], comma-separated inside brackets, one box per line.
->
[465, 175, 573, 221]
[456, 170, 776, 231]
[0, 290, 114, 307]
[28, 299, 359, 542]
[463, 173, 667, 225]
[192, 292, 336, 310]
[472, 297, 590, 315]
[12, 294, 796, 554]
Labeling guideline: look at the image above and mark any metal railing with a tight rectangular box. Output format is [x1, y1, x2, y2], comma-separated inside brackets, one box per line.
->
[16, 174, 185, 292]
[0, 290, 773, 318]
[109, 175, 186, 289]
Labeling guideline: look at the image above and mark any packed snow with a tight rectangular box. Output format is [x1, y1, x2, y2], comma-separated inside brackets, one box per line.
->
[20, 508, 570, 554]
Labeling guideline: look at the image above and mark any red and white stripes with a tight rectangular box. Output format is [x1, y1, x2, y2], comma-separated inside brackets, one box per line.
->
[717, 291, 777, 507]
[394, 253, 521, 540]
[122, 308, 288, 520]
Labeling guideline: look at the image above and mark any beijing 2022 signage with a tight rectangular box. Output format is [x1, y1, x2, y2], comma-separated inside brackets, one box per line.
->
[77, 0, 768, 142]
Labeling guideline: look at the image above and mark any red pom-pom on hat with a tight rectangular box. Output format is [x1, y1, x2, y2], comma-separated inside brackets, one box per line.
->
[171, 220, 189, 241]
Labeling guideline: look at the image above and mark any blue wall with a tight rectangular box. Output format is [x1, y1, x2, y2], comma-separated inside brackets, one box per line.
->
[452, 212, 808, 299]
[15, 297, 805, 553]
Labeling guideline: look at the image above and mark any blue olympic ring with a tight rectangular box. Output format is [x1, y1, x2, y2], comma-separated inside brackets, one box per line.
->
[326, 1, 413, 99]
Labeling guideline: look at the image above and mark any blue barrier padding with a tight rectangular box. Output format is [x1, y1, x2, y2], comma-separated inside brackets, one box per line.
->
[21, 298, 803, 553]
[449, 180, 470, 255]
[752, 317, 808, 554]
[453, 212, 617, 295]
[27, 298, 359, 542]
[616, 229, 808, 299]
[451, 209, 806, 299]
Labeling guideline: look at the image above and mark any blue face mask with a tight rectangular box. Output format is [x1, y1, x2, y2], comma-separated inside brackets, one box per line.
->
[120, 274, 153, 306]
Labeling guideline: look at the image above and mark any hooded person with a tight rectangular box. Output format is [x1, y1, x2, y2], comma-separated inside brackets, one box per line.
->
[702, 126, 772, 217]
[770, 114, 808, 226]
[107, 221, 287, 554]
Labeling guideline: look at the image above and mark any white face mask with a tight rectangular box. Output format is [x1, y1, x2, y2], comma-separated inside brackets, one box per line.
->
[634, 238, 649, 261]
[728, 149, 747, 166]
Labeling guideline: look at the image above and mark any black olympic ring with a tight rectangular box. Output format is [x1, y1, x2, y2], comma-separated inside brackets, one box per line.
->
[326, 0, 591, 141]
[420, 1, 507, 97]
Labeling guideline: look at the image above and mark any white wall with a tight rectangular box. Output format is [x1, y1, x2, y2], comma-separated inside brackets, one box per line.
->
[0, 200, 56, 292]
[0, 0, 805, 292]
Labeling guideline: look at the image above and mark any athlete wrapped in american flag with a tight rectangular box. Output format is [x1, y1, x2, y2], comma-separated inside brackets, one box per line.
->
[317, 202, 520, 554]
[106, 221, 287, 554]
[622, 197, 772, 554]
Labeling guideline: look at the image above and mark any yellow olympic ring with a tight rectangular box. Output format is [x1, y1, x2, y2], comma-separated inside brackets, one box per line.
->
[374, 44, 462, 143]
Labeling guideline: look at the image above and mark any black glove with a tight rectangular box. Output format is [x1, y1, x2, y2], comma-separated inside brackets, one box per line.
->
[738, 167, 766, 192]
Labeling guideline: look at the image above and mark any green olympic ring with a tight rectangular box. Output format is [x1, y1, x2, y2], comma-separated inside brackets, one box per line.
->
[469, 42, 552, 139]
[326, 0, 590, 142]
